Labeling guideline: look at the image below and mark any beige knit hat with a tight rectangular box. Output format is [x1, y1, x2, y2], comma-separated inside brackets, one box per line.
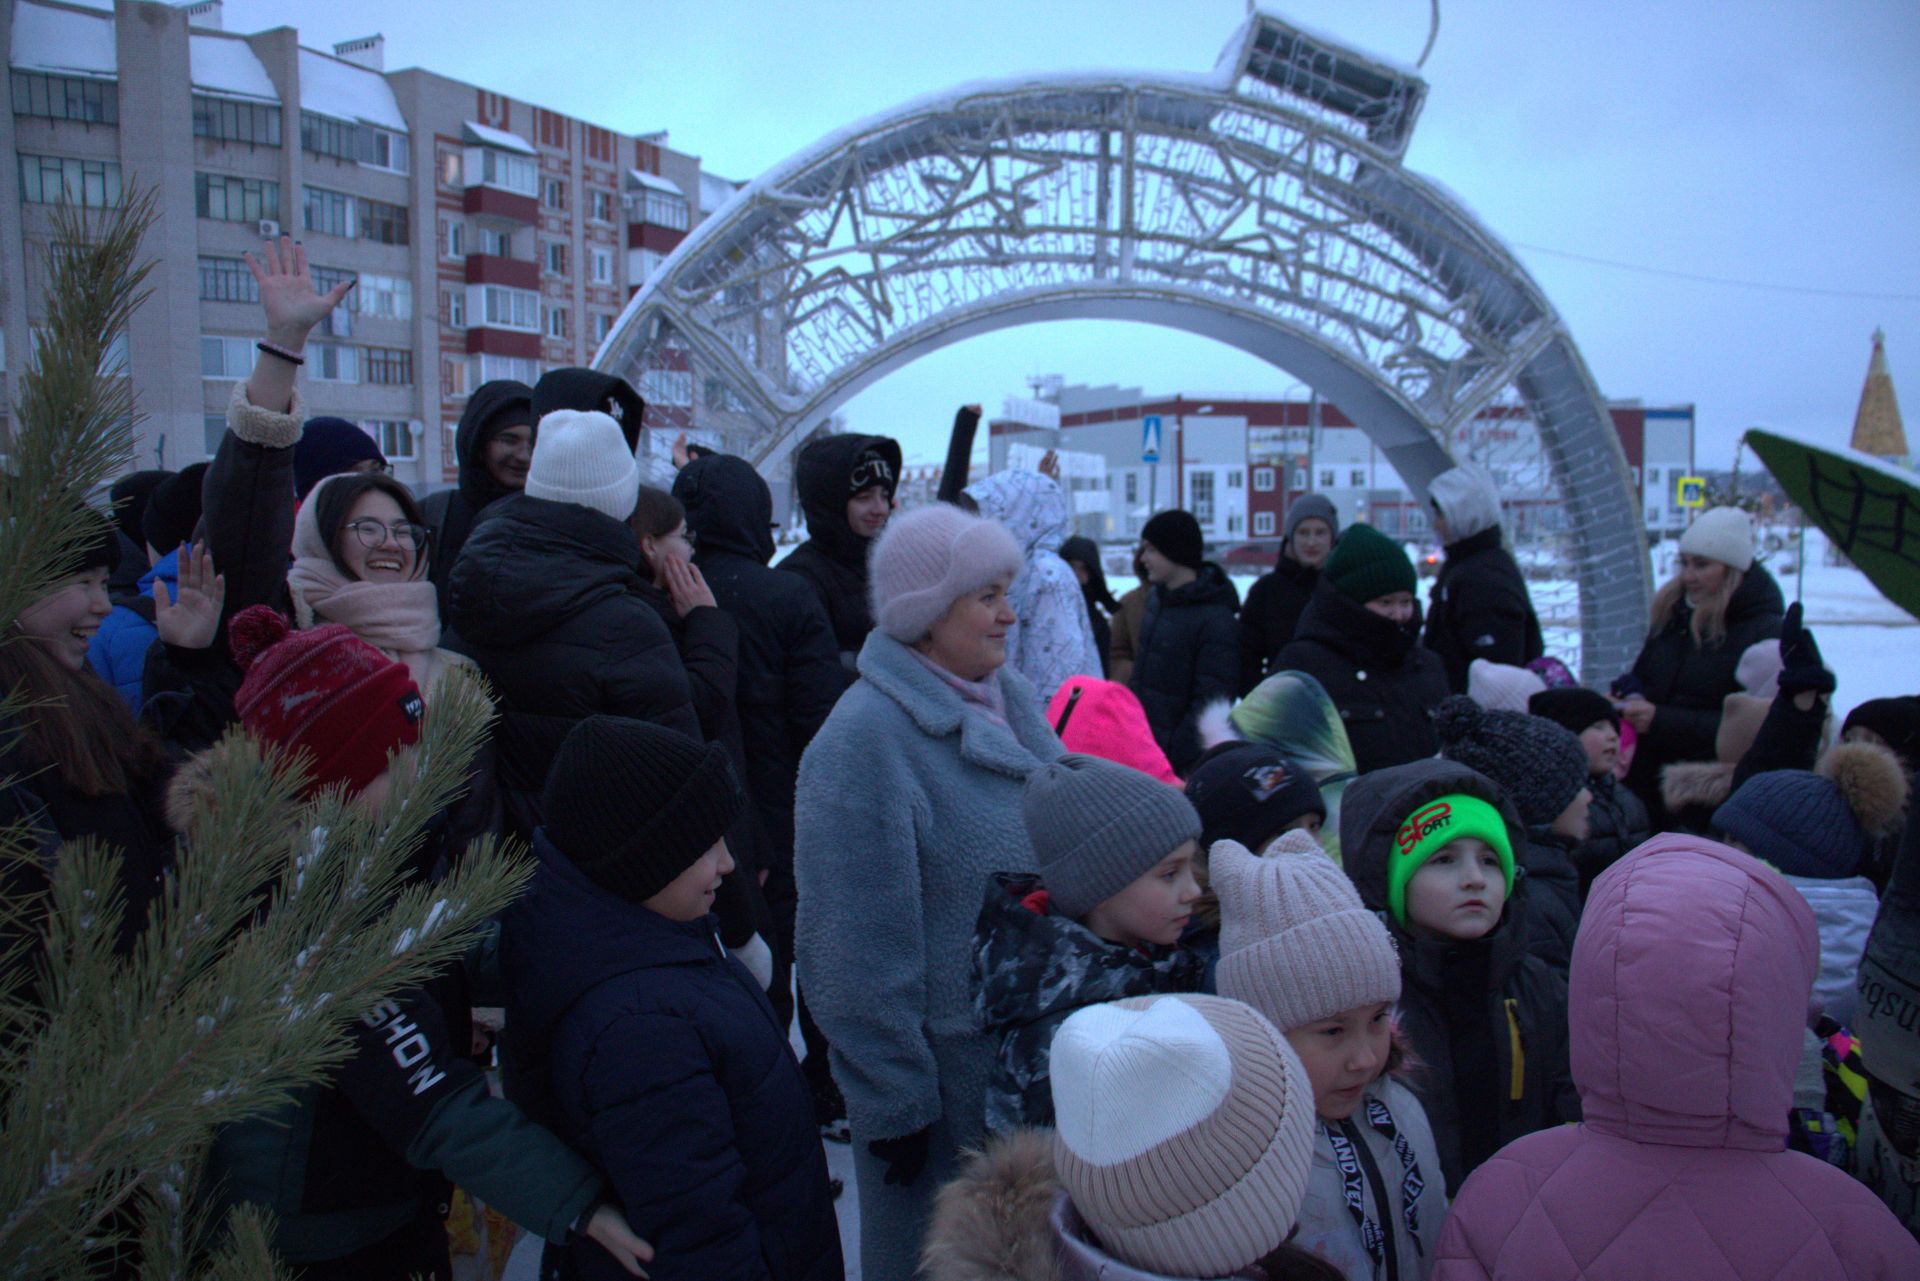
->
[1049, 994, 1315, 1277]
[1213, 831, 1402, 1031]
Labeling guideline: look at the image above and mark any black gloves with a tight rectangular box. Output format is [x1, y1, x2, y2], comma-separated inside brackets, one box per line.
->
[1776, 602, 1837, 697]
[867, 1125, 933, 1187]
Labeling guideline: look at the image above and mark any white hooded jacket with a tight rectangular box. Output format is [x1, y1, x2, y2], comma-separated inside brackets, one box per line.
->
[965, 469, 1102, 709]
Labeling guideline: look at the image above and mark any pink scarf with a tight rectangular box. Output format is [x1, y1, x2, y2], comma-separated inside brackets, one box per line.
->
[288, 475, 447, 691]
[910, 647, 1009, 727]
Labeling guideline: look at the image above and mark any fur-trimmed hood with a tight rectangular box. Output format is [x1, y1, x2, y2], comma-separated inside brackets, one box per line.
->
[924, 1130, 1061, 1281]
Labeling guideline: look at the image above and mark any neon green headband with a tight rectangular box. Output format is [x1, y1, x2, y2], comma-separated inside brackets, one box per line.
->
[1385, 793, 1514, 928]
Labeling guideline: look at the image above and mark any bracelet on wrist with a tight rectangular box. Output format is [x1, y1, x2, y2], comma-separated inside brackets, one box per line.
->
[256, 340, 305, 366]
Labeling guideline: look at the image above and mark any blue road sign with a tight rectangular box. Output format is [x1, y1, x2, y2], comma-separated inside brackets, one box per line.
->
[1142, 414, 1162, 463]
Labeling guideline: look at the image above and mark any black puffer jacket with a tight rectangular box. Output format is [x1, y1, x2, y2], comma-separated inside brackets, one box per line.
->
[1238, 554, 1318, 695]
[1341, 759, 1579, 1194]
[675, 456, 843, 869]
[1128, 564, 1240, 773]
[1624, 565, 1785, 820]
[422, 379, 532, 616]
[1275, 580, 1451, 775]
[1422, 525, 1544, 693]
[1574, 771, 1649, 896]
[1517, 829, 1580, 975]
[777, 433, 900, 671]
[445, 495, 698, 837]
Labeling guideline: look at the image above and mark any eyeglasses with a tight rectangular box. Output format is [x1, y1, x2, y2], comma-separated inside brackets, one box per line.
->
[344, 518, 430, 550]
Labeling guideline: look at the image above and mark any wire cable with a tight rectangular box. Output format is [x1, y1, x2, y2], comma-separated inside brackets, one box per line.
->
[1511, 241, 1920, 303]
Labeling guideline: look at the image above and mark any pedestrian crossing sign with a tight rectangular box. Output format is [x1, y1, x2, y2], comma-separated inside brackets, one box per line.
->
[1142, 415, 1162, 464]
[1675, 475, 1707, 508]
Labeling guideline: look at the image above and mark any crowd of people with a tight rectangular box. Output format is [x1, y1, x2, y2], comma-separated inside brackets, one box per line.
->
[6, 238, 1920, 1281]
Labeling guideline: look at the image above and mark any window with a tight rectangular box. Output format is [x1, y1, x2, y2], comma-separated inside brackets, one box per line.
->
[1253, 510, 1276, 536]
[203, 413, 227, 455]
[591, 313, 613, 343]
[199, 335, 255, 379]
[365, 419, 415, 459]
[194, 172, 277, 223]
[463, 147, 537, 196]
[443, 219, 466, 259]
[307, 342, 359, 383]
[589, 248, 613, 284]
[475, 285, 539, 331]
[438, 147, 462, 188]
[1317, 468, 1335, 488]
[443, 289, 466, 328]
[544, 240, 567, 275]
[100, 331, 129, 378]
[1227, 469, 1244, 489]
[1189, 471, 1215, 526]
[545, 305, 568, 339]
[543, 178, 567, 210]
[198, 256, 258, 303]
[1349, 468, 1367, 487]
[1228, 513, 1242, 535]
[13, 72, 118, 124]
[1253, 466, 1275, 492]
[631, 247, 664, 282]
[359, 127, 407, 173]
[473, 353, 538, 385]
[192, 94, 281, 146]
[639, 189, 688, 230]
[640, 369, 693, 407]
[1125, 473, 1139, 504]
[300, 111, 357, 161]
[442, 358, 469, 398]
[363, 347, 413, 386]
[302, 185, 354, 237]
[478, 226, 513, 258]
[358, 274, 412, 320]
[310, 263, 356, 301]
[590, 189, 614, 222]
[20, 155, 123, 208]
[359, 199, 409, 245]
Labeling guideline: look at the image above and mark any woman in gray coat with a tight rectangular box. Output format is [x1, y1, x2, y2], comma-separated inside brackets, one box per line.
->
[795, 502, 1064, 1278]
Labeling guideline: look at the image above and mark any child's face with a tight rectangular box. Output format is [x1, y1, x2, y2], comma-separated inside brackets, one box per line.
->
[1284, 1002, 1392, 1121]
[643, 839, 737, 922]
[1579, 719, 1619, 775]
[1256, 813, 1322, 853]
[1404, 838, 1507, 940]
[1084, 839, 1202, 949]
[1550, 787, 1593, 843]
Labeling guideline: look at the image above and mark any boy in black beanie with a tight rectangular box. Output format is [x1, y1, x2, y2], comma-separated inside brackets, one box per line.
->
[501, 716, 843, 1281]
[1530, 686, 1651, 895]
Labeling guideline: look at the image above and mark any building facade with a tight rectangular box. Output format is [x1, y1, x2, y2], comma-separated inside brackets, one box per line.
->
[988, 383, 1695, 549]
[2, 0, 732, 488]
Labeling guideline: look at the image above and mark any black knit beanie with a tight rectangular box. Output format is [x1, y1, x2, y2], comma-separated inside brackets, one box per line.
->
[542, 715, 743, 904]
[1183, 741, 1327, 853]
[1843, 696, 1920, 770]
[142, 462, 209, 554]
[1141, 509, 1205, 571]
[1435, 694, 1590, 828]
[74, 502, 121, 576]
[108, 469, 172, 546]
[1528, 687, 1620, 738]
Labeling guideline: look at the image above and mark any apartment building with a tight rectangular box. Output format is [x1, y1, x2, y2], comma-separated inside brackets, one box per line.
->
[1, 0, 731, 488]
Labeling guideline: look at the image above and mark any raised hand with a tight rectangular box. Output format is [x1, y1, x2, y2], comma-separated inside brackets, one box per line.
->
[1777, 600, 1836, 699]
[672, 431, 691, 471]
[244, 235, 353, 351]
[153, 541, 227, 650]
[663, 555, 716, 617]
[1038, 448, 1061, 483]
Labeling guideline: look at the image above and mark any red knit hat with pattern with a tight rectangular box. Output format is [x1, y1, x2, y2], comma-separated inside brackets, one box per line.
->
[228, 605, 424, 799]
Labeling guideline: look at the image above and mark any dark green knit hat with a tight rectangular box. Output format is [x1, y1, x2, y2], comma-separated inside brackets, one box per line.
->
[1323, 523, 1415, 604]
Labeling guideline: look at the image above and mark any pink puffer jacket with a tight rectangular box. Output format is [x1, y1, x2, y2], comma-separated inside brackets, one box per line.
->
[1434, 834, 1919, 1280]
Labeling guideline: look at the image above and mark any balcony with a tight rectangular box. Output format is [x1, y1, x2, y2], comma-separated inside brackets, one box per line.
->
[462, 184, 537, 225]
[464, 253, 539, 290]
[465, 327, 540, 358]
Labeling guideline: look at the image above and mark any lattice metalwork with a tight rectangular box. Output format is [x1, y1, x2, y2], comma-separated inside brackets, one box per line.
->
[599, 11, 1650, 680]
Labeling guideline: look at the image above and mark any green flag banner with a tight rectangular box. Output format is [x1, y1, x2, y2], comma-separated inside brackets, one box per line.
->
[1746, 428, 1920, 622]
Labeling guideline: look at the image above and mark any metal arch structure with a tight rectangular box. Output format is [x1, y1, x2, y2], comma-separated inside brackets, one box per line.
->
[598, 12, 1651, 680]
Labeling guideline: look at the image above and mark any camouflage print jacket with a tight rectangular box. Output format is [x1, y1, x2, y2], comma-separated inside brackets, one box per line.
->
[973, 872, 1206, 1135]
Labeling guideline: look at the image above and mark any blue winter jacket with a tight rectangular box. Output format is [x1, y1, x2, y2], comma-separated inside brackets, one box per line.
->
[87, 548, 177, 711]
[500, 833, 843, 1281]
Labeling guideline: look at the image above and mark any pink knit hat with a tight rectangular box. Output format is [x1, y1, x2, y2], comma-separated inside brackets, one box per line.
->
[1049, 994, 1315, 1277]
[867, 503, 1023, 642]
[1046, 676, 1181, 786]
[1213, 831, 1402, 1030]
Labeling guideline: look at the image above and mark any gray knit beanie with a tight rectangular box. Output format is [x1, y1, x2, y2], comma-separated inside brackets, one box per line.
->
[1283, 492, 1337, 544]
[1214, 832, 1402, 1030]
[1050, 994, 1316, 1277]
[867, 503, 1024, 642]
[1023, 754, 1202, 918]
[1435, 694, 1590, 828]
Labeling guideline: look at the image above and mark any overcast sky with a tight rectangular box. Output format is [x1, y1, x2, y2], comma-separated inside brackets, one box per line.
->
[221, 0, 1920, 467]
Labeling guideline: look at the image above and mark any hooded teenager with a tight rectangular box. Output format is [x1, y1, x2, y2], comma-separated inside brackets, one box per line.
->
[1129, 509, 1240, 774]
[1058, 536, 1118, 678]
[422, 379, 534, 614]
[779, 431, 902, 672]
[964, 469, 1103, 710]
[1433, 836, 1920, 1281]
[1240, 493, 1337, 695]
[1421, 465, 1542, 693]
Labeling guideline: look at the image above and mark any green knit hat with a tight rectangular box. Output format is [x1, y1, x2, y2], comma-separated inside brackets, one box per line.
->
[1323, 523, 1416, 604]
[1384, 792, 1514, 928]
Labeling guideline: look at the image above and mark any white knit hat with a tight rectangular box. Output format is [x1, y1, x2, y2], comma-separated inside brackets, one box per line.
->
[1678, 506, 1755, 572]
[525, 409, 640, 524]
[868, 503, 1023, 642]
[1213, 832, 1402, 1031]
[1050, 994, 1316, 1277]
[1467, 658, 1547, 714]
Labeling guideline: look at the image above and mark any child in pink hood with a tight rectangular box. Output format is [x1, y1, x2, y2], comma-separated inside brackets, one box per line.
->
[1047, 675, 1181, 785]
[1434, 834, 1920, 1280]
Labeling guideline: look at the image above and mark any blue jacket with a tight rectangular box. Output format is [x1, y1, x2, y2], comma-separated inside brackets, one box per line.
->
[501, 834, 843, 1281]
[87, 548, 177, 711]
